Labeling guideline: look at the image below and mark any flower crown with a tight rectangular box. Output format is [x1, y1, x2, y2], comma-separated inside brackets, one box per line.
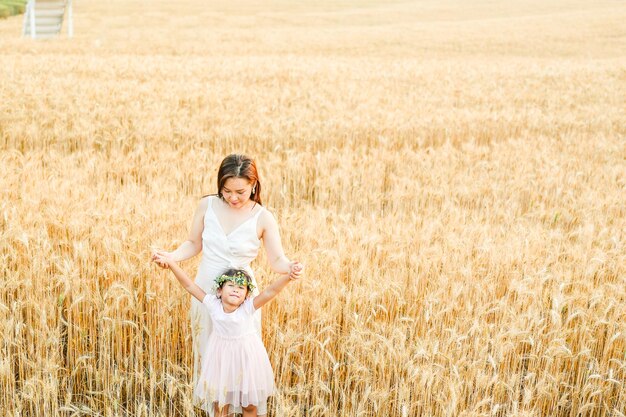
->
[214, 270, 256, 292]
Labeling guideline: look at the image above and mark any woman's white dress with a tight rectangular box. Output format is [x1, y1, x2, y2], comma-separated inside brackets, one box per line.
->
[191, 196, 265, 414]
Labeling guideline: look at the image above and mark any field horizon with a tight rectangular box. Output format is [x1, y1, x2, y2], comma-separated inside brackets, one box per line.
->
[1, 0, 625, 416]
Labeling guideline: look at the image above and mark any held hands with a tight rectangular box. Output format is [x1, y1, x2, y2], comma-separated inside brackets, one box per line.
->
[152, 250, 204, 301]
[288, 261, 304, 280]
[152, 250, 176, 269]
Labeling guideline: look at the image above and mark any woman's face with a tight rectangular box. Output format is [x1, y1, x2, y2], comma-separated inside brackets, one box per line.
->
[221, 177, 253, 208]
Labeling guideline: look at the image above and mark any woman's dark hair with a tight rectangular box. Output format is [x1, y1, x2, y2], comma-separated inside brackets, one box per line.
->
[217, 154, 262, 205]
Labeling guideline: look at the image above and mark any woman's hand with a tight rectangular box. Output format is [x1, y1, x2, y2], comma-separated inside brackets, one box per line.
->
[289, 261, 304, 280]
[152, 250, 174, 269]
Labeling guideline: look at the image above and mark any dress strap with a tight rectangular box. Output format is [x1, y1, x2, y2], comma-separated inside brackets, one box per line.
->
[253, 204, 265, 218]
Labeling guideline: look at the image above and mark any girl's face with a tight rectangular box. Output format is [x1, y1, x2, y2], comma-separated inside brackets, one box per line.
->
[218, 280, 249, 308]
[221, 177, 253, 209]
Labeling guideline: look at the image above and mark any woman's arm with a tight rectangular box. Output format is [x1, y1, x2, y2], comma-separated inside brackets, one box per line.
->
[259, 210, 304, 279]
[154, 252, 207, 303]
[153, 197, 208, 267]
[253, 274, 295, 310]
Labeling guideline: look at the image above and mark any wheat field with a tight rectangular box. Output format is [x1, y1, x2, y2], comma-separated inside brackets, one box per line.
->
[1, 0, 625, 416]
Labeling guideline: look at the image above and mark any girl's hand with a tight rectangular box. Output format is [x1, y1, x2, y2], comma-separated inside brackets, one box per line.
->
[152, 250, 174, 269]
[289, 261, 304, 280]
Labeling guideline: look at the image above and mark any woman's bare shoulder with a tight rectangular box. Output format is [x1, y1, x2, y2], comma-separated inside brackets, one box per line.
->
[258, 206, 278, 233]
[258, 205, 276, 220]
[195, 195, 213, 213]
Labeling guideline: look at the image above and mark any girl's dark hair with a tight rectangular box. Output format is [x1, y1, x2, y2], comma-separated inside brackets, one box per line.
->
[217, 154, 262, 205]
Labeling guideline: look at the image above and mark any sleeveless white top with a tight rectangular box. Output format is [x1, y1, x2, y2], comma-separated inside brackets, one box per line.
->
[195, 195, 265, 290]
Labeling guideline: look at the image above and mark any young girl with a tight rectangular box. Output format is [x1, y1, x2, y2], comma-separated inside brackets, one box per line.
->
[154, 253, 299, 417]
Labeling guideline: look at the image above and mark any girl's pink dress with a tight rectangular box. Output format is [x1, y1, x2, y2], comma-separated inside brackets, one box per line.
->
[194, 294, 274, 414]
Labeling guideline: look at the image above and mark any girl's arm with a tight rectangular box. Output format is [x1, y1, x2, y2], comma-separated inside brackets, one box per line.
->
[154, 252, 207, 303]
[152, 197, 208, 267]
[259, 210, 304, 279]
[253, 274, 296, 310]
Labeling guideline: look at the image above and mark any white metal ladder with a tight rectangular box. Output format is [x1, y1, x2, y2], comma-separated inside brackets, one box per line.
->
[22, 0, 73, 39]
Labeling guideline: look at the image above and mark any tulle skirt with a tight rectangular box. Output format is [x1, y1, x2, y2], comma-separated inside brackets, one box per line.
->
[190, 269, 262, 414]
[193, 332, 274, 415]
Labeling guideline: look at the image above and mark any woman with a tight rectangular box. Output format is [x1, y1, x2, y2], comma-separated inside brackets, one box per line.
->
[152, 154, 303, 415]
